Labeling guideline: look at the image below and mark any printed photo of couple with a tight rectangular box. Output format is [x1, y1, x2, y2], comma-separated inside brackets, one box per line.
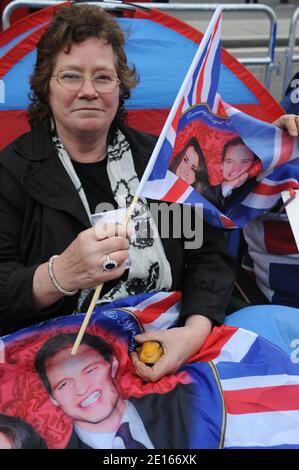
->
[168, 107, 262, 202]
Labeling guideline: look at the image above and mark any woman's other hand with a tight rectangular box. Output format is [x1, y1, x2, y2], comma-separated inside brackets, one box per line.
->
[131, 314, 212, 382]
[272, 114, 299, 136]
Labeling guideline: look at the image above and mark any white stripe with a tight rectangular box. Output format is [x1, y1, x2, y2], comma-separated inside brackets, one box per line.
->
[142, 179, 165, 199]
[134, 292, 173, 312]
[213, 328, 258, 365]
[144, 303, 180, 331]
[166, 125, 176, 147]
[212, 93, 221, 113]
[241, 191, 281, 210]
[224, 106, 240, 118]
[266, 129, 282, 172]
[225, 410, 299, 447]
[221, 374, 299, 391]
[176, 186, 193, 203]
[259, 177, 299, 186]
[200, 20, 222, 103]
[142, 171, 178, 199]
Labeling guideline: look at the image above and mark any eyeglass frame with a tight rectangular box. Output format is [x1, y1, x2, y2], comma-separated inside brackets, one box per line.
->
[51, 71, 121, 93]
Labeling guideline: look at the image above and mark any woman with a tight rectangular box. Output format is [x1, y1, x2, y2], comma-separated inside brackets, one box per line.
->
[169, 137, 209, 192]
[0, 4, 235, 382]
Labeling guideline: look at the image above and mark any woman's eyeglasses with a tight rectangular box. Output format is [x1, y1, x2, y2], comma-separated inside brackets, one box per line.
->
[52, 71, 121, 93]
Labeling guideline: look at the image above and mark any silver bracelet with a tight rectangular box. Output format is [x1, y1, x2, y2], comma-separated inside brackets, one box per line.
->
[48, 255, 78, 296]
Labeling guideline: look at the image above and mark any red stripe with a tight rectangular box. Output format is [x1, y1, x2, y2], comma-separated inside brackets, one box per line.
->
[220, 215, 236, 229]
[252, 181, 299, 196]
[224, 384, 299, 414]
[194, 325, 238, 363]
[277, 131, 295, 166]
[172, 98, 185, 133]
[161, 178, 190, 202]
[135, 292, 181, 324]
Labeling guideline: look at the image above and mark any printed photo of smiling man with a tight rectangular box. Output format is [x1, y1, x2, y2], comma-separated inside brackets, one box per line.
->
[34, 332, 155, 449]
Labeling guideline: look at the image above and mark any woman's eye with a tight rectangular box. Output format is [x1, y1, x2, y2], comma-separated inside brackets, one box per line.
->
[94, 74, 112, 82]
[61, 73, 81, 80]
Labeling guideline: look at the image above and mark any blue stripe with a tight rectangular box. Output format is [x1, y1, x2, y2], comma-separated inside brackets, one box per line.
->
[217, 335, 299, 380]
[183, 362, 225, 448]
[147, 138, 173, 180]
[207, 42, 221, 108]
[187, 40, 209, 106]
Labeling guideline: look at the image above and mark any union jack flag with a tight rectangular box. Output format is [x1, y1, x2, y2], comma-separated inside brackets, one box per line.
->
[137, 7, 299, 229]
[137, 7, 233, 228]
[105, 292, 299, 448]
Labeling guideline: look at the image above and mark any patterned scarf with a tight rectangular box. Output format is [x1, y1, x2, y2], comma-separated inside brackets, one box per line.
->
[52, 128, 172, 308]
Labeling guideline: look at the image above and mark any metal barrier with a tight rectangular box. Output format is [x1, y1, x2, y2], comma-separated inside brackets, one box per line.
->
[2, 1, 278, 88]
[282, 6, 299, 94]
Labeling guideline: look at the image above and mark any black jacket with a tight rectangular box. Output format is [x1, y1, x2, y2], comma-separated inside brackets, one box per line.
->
[0, 120, 235, 335]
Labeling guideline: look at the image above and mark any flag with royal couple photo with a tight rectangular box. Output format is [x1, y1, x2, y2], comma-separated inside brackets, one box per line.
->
[138, 7, 299, 229]
[1, 290, 299, 449]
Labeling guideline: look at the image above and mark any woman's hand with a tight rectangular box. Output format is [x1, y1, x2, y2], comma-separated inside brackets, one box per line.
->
[131, 314, 212, 382]
[33, 223, 130, 309]
[53, 223, 130, 292]
[272, 114, 299, 136]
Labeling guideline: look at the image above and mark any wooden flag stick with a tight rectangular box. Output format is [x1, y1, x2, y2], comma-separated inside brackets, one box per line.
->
[71, 195, 139, 355]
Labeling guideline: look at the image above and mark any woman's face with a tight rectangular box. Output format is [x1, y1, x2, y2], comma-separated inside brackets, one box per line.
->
[49, 37, 119, 140]
[222, 144, 255, 182]
[175, 145, 200, 185]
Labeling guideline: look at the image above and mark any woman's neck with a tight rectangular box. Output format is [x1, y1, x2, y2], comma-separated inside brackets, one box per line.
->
[56, 127, 108, 163]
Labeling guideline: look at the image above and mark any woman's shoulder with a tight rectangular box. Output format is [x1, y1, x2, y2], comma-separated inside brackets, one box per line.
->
[0, 120, 53, 175]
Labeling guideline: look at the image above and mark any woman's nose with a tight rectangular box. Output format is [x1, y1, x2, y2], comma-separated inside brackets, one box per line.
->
[77, 78, 99, 98]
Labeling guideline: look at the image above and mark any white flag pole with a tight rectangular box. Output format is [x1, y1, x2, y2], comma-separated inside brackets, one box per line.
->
[134, 6, 223, 199]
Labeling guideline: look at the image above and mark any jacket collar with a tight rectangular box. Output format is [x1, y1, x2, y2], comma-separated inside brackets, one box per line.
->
[16, 120, 91, 228]
[15, 121, 157, 229]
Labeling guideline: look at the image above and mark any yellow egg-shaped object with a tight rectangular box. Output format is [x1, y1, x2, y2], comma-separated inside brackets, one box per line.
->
[138, 341, 163, 365]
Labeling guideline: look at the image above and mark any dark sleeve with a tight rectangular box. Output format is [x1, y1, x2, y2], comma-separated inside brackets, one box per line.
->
[0, 165, 76, 334]
[180, 217, 236, 326]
